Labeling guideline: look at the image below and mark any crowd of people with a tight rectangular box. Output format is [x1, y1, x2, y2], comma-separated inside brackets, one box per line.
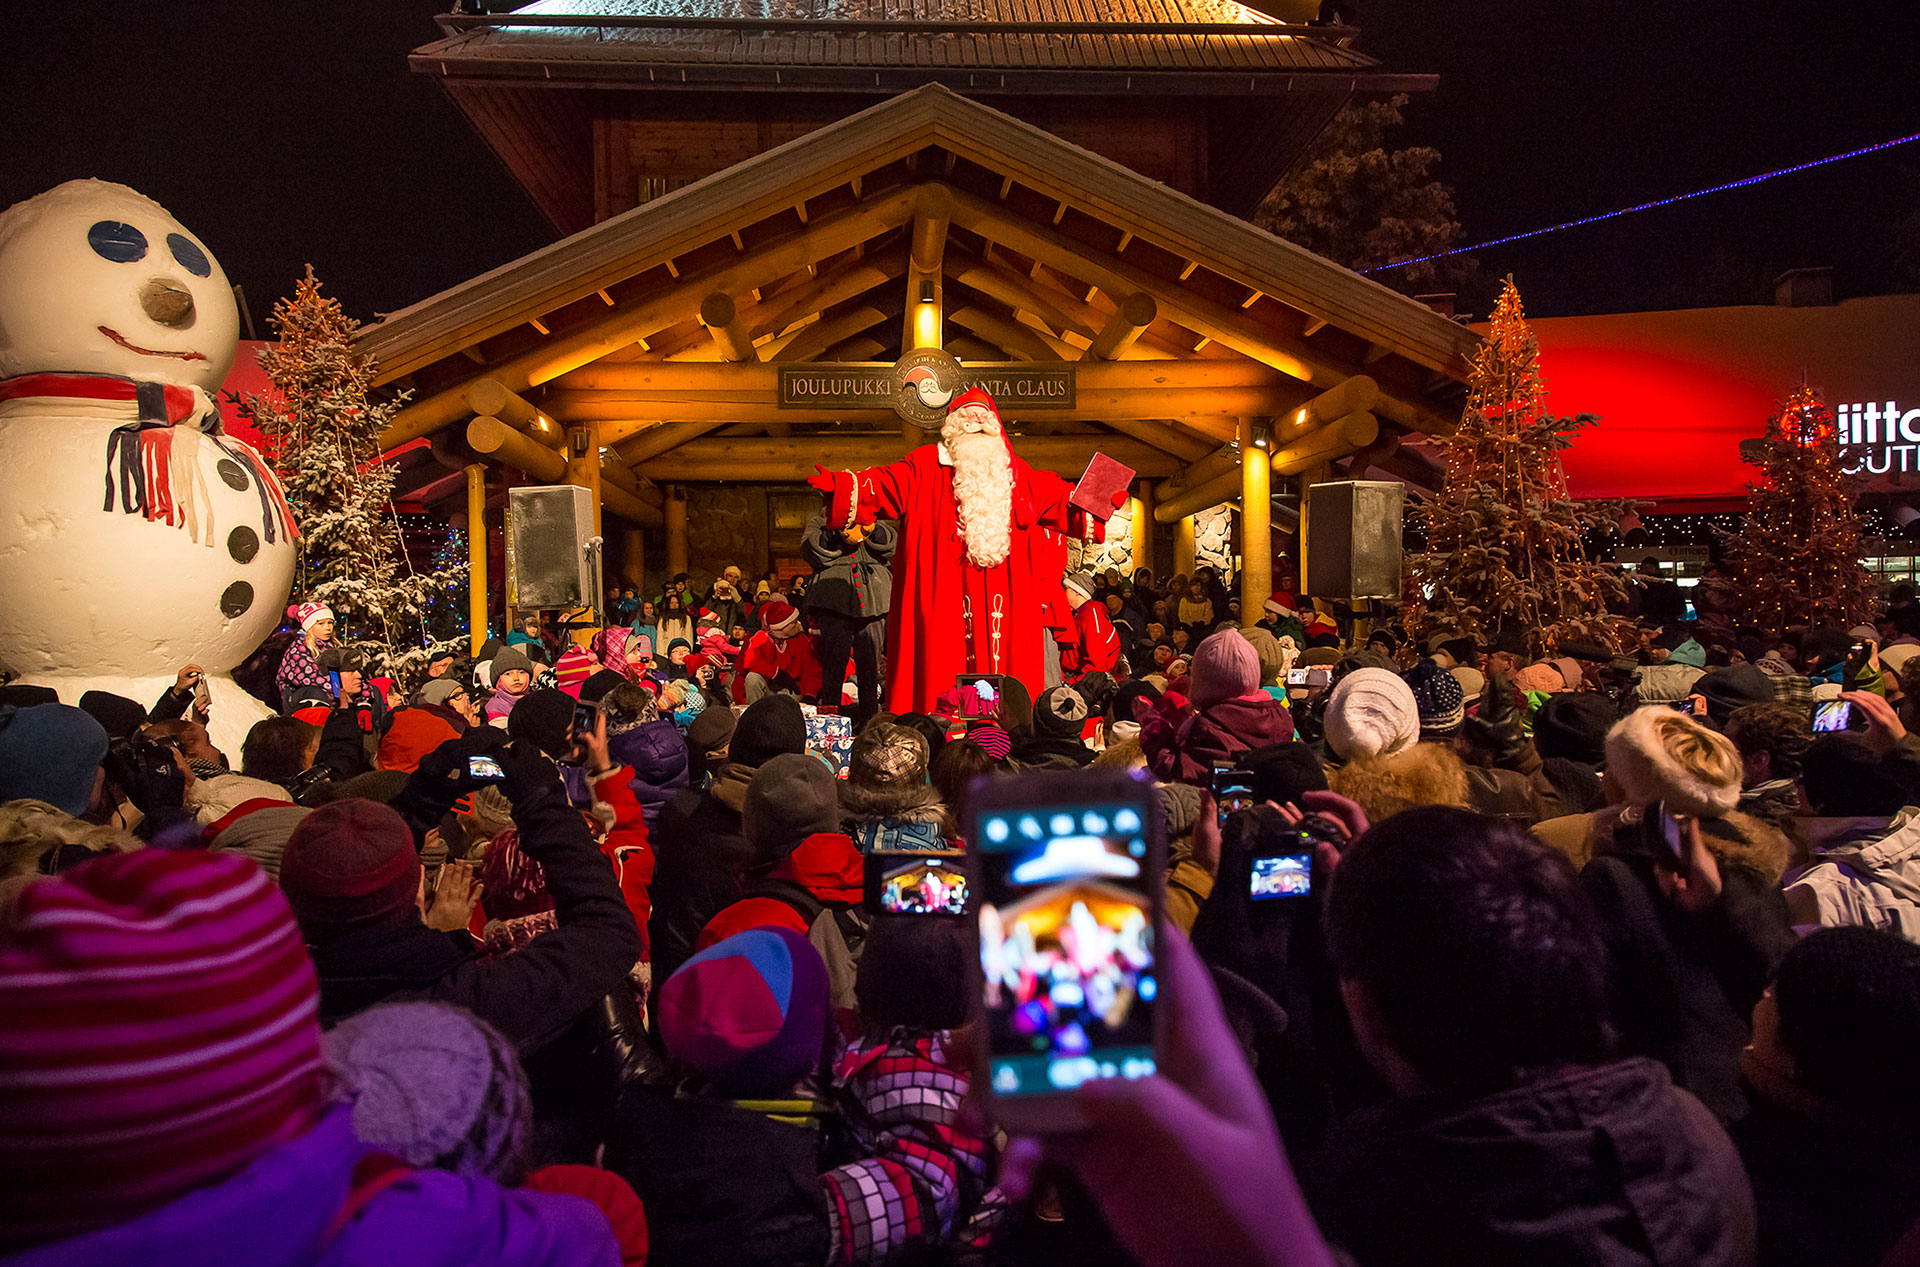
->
[5, 545, 1920, 1267]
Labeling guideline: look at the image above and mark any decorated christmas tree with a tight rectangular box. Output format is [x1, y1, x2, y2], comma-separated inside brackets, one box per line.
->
[1709, 385, 1876, 636]
[238, 268, 455, 679]
[1405, 278, 1630, 657]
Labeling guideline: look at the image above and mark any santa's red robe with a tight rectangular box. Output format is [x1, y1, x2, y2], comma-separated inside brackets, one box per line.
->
[821, 445, 1095, 713]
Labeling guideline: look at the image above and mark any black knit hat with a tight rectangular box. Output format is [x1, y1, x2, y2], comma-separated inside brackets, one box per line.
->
[855, 917, 971, 1032]
[507, 689, 575, 758]
[1033, 686, 1091, 739]
[1693, 663, 1775, 724]
[77, 691, 149, 741]
[1532, 694, 1617, 766]
[1774, 926, 1920, 1124]
[731, 695, 808, 769]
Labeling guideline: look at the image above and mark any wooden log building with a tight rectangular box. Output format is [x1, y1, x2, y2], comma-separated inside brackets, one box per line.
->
[362, 2, 1477, 639]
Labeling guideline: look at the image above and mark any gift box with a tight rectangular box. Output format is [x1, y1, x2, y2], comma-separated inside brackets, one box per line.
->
[801, 705, 854, 772]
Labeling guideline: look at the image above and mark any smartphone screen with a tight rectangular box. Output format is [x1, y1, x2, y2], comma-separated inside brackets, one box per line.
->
[572, 700, 599, 737]
[1812, 700, 1853, 733]
[467, 754, 507, 781]
[1649, 800, 1684, 858]
[1212, 770, 1257, 827]
[866, 848, 969, 916]
[1285, 669, 1309, 686]
[1250, 851, 1313, 900]
[976, 797, 1158, 1097]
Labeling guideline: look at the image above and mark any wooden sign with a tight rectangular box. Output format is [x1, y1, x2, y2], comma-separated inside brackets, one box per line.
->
[778, 350, 1075, 426]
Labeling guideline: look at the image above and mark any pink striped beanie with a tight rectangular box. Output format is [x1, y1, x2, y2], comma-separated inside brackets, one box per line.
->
[0, 850, 325, 1250]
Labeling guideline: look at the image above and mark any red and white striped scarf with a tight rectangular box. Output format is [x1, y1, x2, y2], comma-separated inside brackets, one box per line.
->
[0, 371, 297, 545]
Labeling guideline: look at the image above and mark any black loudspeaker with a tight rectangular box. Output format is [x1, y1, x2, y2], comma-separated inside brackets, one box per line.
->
[509, 485, 594, 609]
[1306, 480, 1403, 600]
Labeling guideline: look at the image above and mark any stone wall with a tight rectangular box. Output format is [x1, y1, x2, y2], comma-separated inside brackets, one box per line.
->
[683, 484, 768, 589]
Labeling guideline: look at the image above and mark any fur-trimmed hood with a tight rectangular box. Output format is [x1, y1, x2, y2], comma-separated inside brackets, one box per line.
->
[1328, 742, 1472, 823]
[838, 786, 946, 825]
[1605, 705, 1741, 820]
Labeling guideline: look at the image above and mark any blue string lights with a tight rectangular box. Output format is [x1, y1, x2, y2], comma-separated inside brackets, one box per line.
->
[1370, 128, 1920, 273]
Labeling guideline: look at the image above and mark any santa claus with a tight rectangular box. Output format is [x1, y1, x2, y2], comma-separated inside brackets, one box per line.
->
[809, 389, 1119, 713]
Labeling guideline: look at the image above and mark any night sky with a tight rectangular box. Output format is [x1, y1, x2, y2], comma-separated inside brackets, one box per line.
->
[4, 0, 1916, 328]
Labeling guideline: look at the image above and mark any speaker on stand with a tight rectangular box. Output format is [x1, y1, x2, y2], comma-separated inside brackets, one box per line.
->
[507, 485, 595, 612]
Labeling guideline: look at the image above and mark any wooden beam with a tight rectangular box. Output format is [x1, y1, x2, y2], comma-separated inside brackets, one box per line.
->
[1155, 444, 1242, 500]
[556, 359, 1289, 394]
[947, 187, 1459, 436]
[1269, 411, 1379, 477]
[748, 244, 908, 342]
[1131, 487, 1153, 575]
[467, 415, 566, 483]
[379, 185, 922, 447]
[665, 487, 688, 577]
[634, 434, 1180, 482]
[699, 292, 757, 363]
[1092, 417, 1215, 463]
[613, 420, 731, 464]
[1086, 292, 1157, 361]
[1175, 513, 1197, 576]
[466, 379, 563, 448]
[903, 183, 953, 355]
[1272, 375, 1379, 441]
[949, 254, 1097, 343]
[547, 384, 1291, 425]
[775, 303, 891, 365]
[1155, 464, 1245, 523]
[947, 306, 1071, 362]
[600, 478, 665, 528]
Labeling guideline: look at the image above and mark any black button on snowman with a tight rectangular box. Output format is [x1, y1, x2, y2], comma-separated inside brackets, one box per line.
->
[0, 180, 298, 753]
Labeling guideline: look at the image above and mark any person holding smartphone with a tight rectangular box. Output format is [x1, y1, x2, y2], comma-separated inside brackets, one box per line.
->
[1579, 706, 1797, 1121]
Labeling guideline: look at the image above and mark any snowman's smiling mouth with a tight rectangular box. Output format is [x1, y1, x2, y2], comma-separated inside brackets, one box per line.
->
[98, 326, 207, 361]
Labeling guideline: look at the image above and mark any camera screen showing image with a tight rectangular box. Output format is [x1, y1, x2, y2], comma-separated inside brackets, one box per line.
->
[467, 754, 507, 781]
[1250, 852, 1313, 900]
[1212, 769, 1257, 827]
[867, 849, 969, 916]
[976, 800, 1157, 1097]
[572, 701, 599, 736]
[1812, 700, 1853, 733]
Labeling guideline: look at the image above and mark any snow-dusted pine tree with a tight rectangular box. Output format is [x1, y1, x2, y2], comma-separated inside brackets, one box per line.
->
[1708, 385, 1876, 636]
[1404, 278, 1632, 657]
[238, 268, 454, 680]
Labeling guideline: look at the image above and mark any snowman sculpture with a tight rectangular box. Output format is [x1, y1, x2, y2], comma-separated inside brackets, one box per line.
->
[0, 180, 297, 754]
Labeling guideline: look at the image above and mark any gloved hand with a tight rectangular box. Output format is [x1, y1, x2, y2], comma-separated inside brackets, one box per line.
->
[1461, 670, 1530, 769]
[398, 727, 511, 834]
[496, 740, 572, 828]
[807, 465, 836, 497]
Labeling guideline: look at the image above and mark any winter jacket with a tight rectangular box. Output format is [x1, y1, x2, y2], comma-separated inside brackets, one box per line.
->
[605, 1084, 830, 1267]
[802, 514, 895, 621]
[1580, 808, 1796, 1120]
[376, 704, 465, 772]
[591, 764, 657, 962]
[1013, 733, 1095, 769]
[1635, 662, 1706, 705]
[821, 1030, 995, 1265]
[303, 766, 641, 1054]
[842, 799, 950, 855]
[649, 763, 759, 986]
[1782, 806, 1920, 937]
[1, 1103, 617, 1267]
[1307, 1058, 1755, 1267]
[1138, 692, 1297, 786]
[1734, 1095, 1920, 1267]
[608, 718, 691, 829]
[734, 632, 823, 704]
[1331, 742, 1560, 825]
[186, 772, 291, 824]
[275, 639, 331, 706]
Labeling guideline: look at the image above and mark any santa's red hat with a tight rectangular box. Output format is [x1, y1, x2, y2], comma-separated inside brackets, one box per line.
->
[1264, 592, 1297, 618]
[943, 388, 1016, 459]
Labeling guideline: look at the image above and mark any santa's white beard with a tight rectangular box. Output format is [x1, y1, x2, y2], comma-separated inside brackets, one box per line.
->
[946, 429, 1014, 569]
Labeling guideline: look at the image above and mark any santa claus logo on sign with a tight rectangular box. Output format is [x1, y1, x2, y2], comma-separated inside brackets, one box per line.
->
[811, 387, 1123, 713]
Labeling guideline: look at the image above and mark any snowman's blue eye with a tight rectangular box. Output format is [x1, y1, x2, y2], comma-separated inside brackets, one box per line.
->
[88, 220, 148, 263]
[167, 233, 211, 277]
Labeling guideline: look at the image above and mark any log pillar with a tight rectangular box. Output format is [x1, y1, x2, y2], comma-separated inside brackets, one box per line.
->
[466, 464, 488, 656]
[1238, 417, 1271, 627]
[1297, 463, 1331, 597]
[665, 486, 689, 579]
[563, 419, 605, 538]
[1175, 514, 1197, 580]
[615, 526, 647, 592]
[1130, 487, 1153, 579]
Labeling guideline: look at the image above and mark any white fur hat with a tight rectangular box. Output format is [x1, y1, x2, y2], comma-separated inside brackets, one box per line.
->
[1603, 705, 1740, 819]
[1324, 668, 1420, 761]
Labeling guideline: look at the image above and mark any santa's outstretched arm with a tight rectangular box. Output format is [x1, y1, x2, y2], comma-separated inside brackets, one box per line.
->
[809, 458, 917, 529]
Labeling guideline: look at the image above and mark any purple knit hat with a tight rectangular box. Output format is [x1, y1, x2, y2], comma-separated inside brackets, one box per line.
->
[0, 851, 325, 1249]
[1189, 629, 1262, 708]
[657, 927, 830, 1098]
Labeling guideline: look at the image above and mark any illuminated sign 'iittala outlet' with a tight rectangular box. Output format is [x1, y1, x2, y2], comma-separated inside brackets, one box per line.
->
[1840, 400, 1920, 474]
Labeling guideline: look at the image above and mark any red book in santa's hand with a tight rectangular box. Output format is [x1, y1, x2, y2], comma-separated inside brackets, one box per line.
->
[1069, 452, 1135, 518]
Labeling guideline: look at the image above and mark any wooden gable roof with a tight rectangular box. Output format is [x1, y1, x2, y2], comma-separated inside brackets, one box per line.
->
[360, 82, 1471, 494]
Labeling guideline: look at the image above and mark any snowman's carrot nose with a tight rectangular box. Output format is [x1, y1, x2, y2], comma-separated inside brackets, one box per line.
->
[140, 278, 196, 328]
